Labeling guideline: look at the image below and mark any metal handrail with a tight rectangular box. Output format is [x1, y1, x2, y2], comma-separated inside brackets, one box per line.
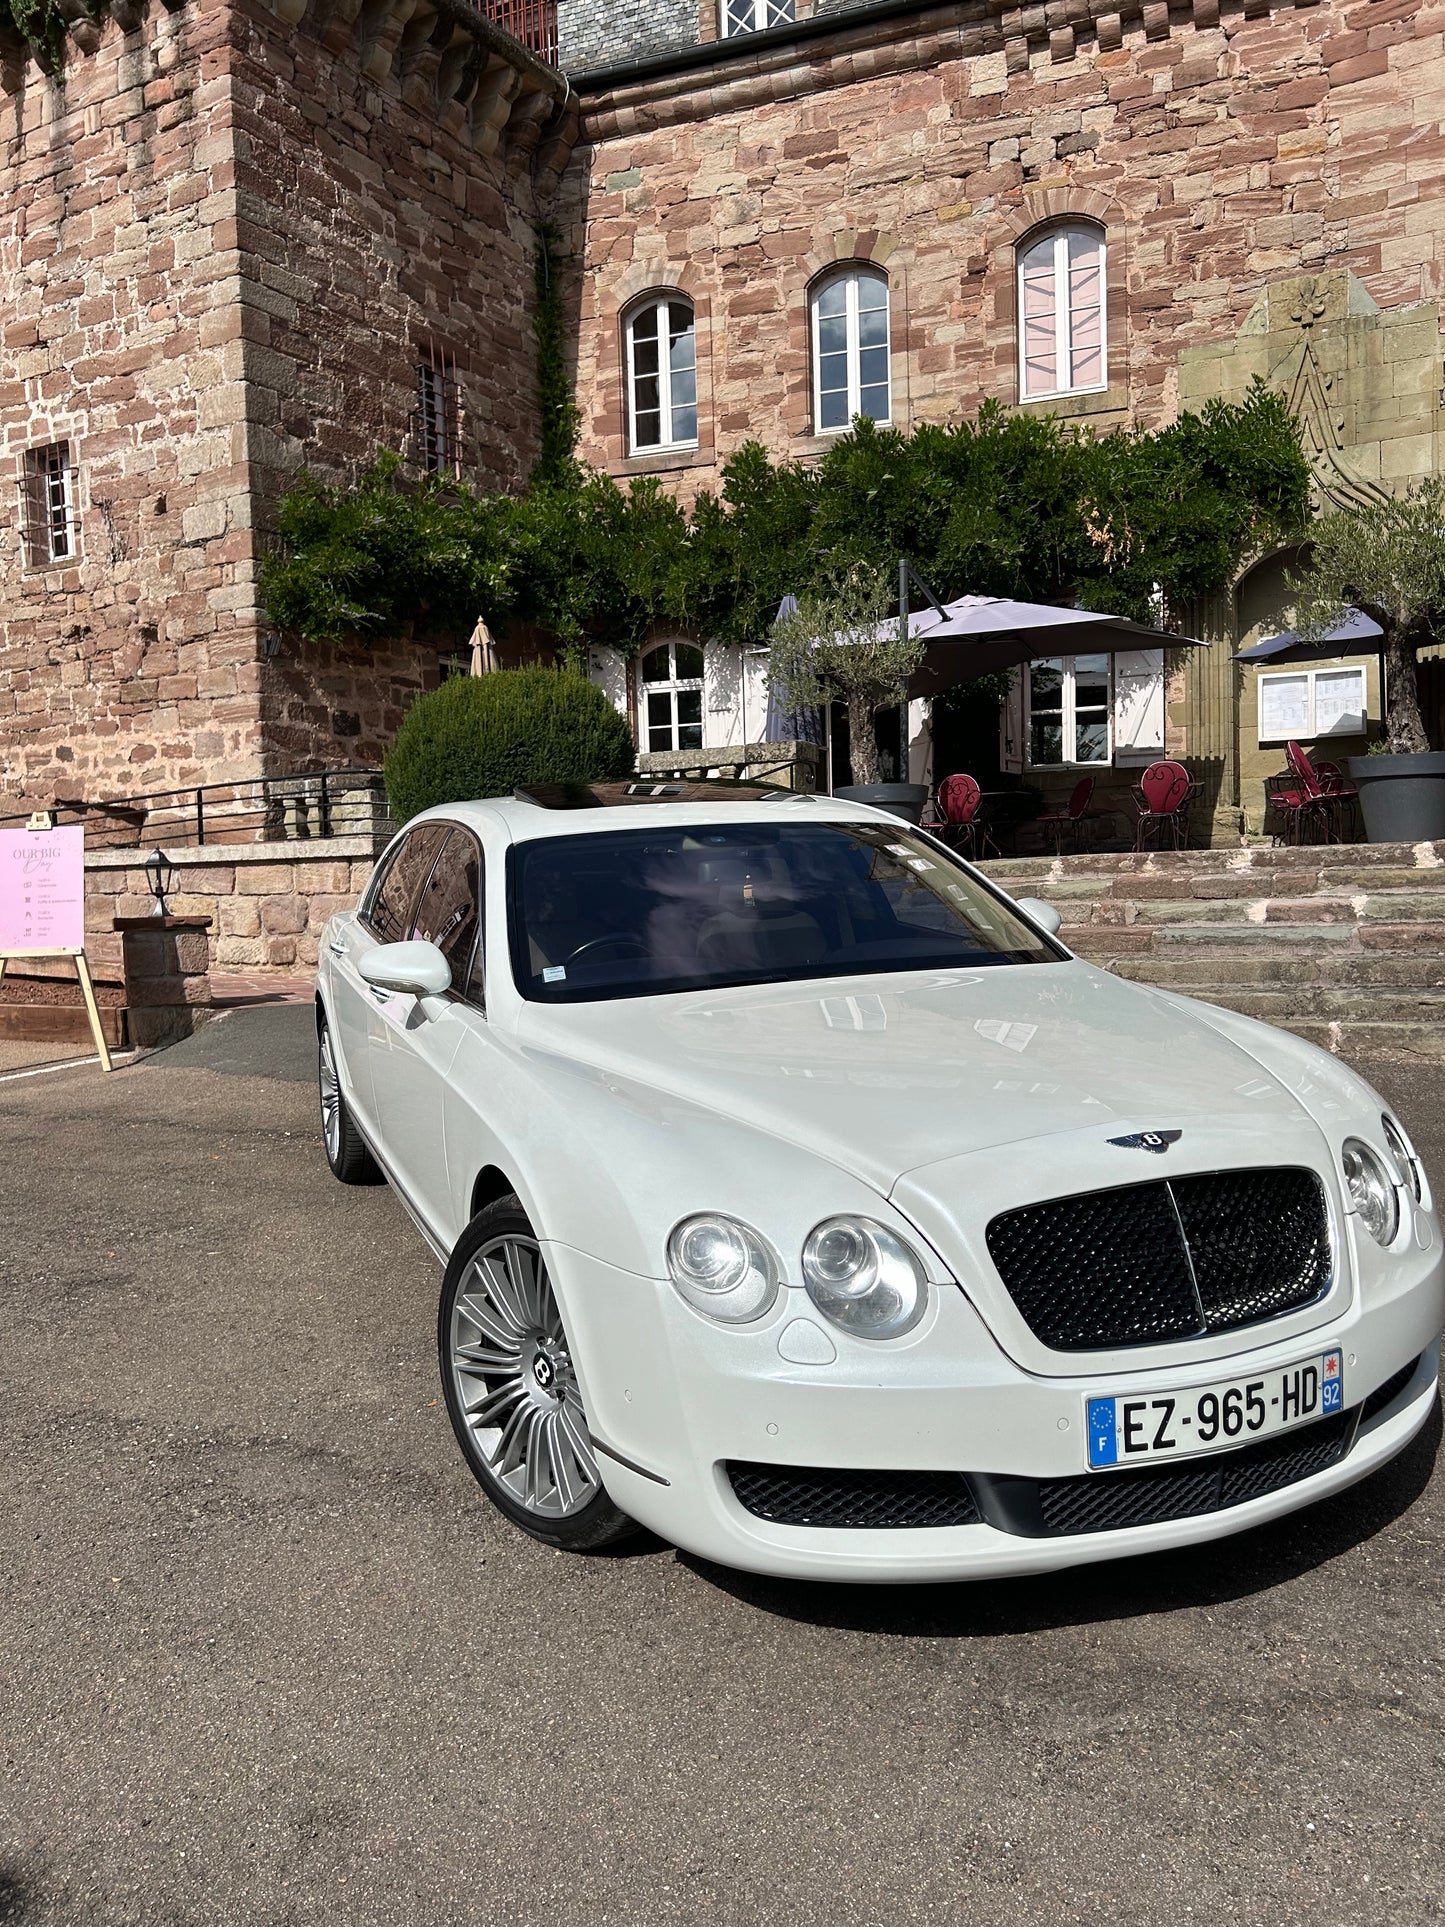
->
[0, 768, 389, 851]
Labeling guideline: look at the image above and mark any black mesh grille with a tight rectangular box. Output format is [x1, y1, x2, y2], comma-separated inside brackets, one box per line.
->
[1171, 1170, 1331, 1332]
[974, 1408, 1354, 1538]
[1359, 1354, 1425, 1426]
[985, 1168, 1332, 1352]
[727, 1463, 981, 1530]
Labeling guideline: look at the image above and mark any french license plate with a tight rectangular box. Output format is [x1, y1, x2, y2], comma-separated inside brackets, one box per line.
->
[1086, 1350, 1344, 1470]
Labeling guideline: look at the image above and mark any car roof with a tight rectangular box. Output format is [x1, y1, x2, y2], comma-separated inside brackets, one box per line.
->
[410, 787, 895, 845]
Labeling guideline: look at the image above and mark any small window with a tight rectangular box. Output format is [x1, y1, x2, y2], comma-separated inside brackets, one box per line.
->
[410, 827, 485, 1000]
[639, 641, 705, 754]
[810, 268, 890, 435]
[21, 442, 76, 566]
[1017, 226, 1106, 401]
[364, 822, 450, 942]
[625, 297, 697, 454]
[1258, 666, 1367, 744]
[722, 0, 792, 33]
[416, 348, 460, 474]
[1027, 655, 1112, 767]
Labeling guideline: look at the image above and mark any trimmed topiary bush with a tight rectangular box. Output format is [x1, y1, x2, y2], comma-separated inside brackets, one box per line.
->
[384, 667, 636, 821]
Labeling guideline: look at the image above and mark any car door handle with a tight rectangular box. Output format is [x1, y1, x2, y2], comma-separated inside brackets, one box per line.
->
[368, 985, 393, 1003]
[328, 938, 348, 957]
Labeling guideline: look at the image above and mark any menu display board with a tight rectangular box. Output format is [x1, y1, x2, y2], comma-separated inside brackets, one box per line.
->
[0, 825, 86, 953]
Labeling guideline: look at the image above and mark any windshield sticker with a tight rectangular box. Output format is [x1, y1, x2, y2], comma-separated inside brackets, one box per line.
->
[542, 965, 567, 983]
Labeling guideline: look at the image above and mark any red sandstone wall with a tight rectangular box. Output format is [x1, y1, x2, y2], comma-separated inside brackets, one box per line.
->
[0, 0, 548, 807]
[564, 0, 1445, 489]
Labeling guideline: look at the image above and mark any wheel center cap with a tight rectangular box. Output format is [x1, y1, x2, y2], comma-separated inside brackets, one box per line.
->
[532, 1352, 556, 1391]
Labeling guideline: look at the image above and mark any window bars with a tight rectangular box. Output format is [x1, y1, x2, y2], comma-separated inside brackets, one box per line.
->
[415, 349, 461, 475]
[21, 442, 76, 566]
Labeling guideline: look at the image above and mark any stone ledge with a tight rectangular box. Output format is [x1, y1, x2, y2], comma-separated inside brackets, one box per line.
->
[84, 835, 384, 872]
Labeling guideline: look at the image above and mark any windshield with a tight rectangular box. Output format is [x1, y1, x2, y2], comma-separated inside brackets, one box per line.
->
[509, 820, 1061, 1003]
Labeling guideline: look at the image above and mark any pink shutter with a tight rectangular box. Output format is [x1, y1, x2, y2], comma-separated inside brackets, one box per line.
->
[1066, 231, 1104, 390]
[1019, 238, 1058, 398]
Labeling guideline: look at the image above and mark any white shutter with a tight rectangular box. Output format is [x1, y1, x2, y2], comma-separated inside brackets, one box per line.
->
[1112, 648, 1165, 767]
[999, 669, 1025, 774]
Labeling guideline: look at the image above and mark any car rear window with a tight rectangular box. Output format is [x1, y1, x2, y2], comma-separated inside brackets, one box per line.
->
[509, 821, 1060, 1003]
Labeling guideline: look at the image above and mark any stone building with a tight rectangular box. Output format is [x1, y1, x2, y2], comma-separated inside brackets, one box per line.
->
[1, 0, 1442, 841]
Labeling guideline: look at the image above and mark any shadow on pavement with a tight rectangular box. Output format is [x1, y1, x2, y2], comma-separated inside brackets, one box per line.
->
[680, 1396, 1441, 1636]
[0, 1855, 38, 1923]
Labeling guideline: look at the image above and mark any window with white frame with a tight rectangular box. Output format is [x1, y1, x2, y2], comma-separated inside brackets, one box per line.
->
[416, 348, 460, 474]
[640, 641, 704, 753]
[625, 296, 698, 454]
[1026, 654, 1112, 766]
[1017, 225, 1107, 401]
[722, 0, 792, 32]
[1257, 665, 1367, 743]
[21, 442, 76, 567]
[810, 268, 890, 434]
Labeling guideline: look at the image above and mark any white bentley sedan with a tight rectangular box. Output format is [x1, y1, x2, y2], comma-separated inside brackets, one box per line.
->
[315, 782, 1443, 1584]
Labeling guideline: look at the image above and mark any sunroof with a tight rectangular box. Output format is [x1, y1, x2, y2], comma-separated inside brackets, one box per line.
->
[514, 781, 807, 810]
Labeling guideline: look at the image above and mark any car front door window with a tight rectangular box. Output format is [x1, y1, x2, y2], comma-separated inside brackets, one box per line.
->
[367, 823, 450, 942]
[410, 828, 485, 1003]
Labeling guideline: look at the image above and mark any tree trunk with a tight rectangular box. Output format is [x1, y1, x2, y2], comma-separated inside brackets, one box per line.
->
[846, 691, 884, 785]
[1383, 622, 1430, 754]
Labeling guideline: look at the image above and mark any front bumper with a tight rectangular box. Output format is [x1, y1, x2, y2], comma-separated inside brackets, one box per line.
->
[548, 1238, 1444, 1584]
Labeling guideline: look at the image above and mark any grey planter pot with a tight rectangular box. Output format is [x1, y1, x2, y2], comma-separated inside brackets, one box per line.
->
[1345, 751, 1445, 843]
[834, 782, 930, 824]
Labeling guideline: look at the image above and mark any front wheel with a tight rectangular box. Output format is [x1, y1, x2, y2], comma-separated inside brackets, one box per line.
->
[438, 1199, 636, 1551]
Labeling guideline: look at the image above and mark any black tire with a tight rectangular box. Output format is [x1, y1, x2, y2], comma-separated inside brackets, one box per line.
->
[438, 1197, 637, 1551]
[318, 1014, 382, 1185]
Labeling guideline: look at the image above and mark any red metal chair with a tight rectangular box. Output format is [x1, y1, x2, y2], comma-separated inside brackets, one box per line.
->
[1132, 759, 1194, 851]
[935, 772, 997, 860]
[1034, 775, 1095, 855]
[1313, 758, 1361, 842]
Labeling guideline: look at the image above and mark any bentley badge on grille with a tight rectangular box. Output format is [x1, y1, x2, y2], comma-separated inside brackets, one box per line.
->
[1108, 1130, 1183, 1153]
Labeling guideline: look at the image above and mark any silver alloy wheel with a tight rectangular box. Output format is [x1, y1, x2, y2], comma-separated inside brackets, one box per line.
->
[448, 1236, 602, 1519]
[318, 1026, 342, 1164]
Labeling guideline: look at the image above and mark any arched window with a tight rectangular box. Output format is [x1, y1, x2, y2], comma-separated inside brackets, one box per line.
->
[625, 295, 698, 454]
[722, 0, 792, 34]
[810, 267, 890, 434]
[1016, 225, 1106, 401]
[640, 641, 705, 753]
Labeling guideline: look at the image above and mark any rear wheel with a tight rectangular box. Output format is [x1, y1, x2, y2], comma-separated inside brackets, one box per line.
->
[318, 1016, 381, 1185]
[439, 1198, 636, 1550]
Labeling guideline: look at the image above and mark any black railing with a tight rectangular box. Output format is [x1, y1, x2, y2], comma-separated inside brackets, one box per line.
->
[0, 770, 391, 852]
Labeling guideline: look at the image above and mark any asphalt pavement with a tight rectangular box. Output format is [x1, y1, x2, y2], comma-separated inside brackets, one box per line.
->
[1, 1006, 1442, 1926]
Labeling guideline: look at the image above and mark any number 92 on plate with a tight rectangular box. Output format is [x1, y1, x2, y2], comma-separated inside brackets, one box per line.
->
[1086, 1350, 1343, 1470]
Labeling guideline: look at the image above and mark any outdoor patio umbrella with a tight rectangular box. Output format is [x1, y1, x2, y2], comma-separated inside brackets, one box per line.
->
[1231, 607, 1383, 665]
[899, 595, 1204, 698]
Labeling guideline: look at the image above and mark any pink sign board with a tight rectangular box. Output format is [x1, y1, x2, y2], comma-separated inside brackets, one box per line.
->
[0, 825, 86, 953]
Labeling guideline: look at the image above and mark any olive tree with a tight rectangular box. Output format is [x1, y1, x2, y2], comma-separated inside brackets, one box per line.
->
[768, 564, 923, 786]
[1290, 479, 1445, 755]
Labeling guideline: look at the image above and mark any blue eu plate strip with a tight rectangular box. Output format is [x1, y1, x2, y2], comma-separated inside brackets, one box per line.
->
[1087, 1397, 1118, 1468]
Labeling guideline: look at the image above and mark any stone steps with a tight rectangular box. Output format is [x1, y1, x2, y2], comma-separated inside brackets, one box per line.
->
[983, 840, 1445, 1061]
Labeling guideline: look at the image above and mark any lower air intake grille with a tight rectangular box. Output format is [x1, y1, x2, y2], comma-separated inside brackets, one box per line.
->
[972, 1408, 1355, 1538]
[727, 1463, 981, 1530]
[1359, 1354, 1425, 1426]
[985, 1167, 1332, 1351]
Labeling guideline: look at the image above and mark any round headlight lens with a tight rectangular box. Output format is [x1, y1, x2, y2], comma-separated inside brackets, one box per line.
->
[667, 1215, 778, 1324]
[801, 1217, 927, 1339]
[1341, 1137, 1400, 1247]
[1382, 1114, 1423, 1204]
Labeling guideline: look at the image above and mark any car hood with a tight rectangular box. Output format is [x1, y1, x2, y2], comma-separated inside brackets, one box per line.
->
[515, 961, 1313, 1195]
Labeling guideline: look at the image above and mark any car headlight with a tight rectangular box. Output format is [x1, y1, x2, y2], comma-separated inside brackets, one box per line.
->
[667, 1214, 778, 1324]
[1341, 1137, 1400, 1247]
[1382, 1114, 1423, 1204]
[801, 1217, 927, 1339]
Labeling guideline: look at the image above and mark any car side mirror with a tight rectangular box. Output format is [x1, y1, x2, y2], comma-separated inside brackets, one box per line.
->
[1014, 896, 1063, 937]
[360, 940, 452, 999]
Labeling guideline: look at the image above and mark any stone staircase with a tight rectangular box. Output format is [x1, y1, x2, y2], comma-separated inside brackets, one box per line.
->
[982, 841, 1445, 1061]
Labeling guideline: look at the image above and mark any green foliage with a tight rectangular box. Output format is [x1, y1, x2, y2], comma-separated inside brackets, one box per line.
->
[262, 382, 1311, 667]
[1, 0, 69, 68]
[383, 666, 636, 821]
[769, 563, 918, 786]
[1290, 477, 1445, 753]
[533, 222, 581, 487]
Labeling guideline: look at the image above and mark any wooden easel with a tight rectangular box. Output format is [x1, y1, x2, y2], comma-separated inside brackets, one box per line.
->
[0, 812, 113, 1073]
